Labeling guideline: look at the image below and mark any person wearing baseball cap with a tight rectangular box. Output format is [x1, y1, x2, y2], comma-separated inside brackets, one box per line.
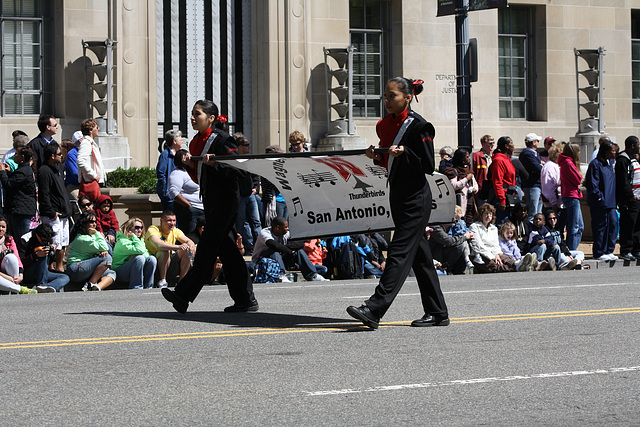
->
[519, 133, 544, 222]
[540, 136, 556, 163]
[64, 130, 83, 201]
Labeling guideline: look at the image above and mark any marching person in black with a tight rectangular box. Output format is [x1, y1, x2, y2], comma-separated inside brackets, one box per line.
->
[162, 99, 257, 313]
[346, 77, 449, 329]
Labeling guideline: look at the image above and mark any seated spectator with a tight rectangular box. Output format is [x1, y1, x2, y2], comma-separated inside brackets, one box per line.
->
[359, 233, 388, 278]
[66, 212, 116, 291]
[425, 227, 449, 276]
[19, 222, 70, 292]
[526, 213, 561, 270]
[144, 210, 196, 288]
[330, 235, 371, 279]
[508, 202, 531, 255]
[429, 223, 475, 275]
[545, 210, 584, 270]
[498, 221, 538, 271]
[76, 195, 98, 224]
[113, 218, 157, 289]
[303, 239, 330, 278]
[0, 214, 36, 294]
[94, 195, 119, 249]
[448, 205, 474, 268]
[168, 149, 203, 235]
[468, 203, 516, 273]
[252, 216, 328, 282]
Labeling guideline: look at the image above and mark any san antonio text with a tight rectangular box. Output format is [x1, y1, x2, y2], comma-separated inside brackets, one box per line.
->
[307, 203, 390, 224]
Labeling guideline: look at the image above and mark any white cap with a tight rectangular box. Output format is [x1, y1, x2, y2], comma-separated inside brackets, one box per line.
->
[72, 130, 83, 144]
[524, 133, 542, 143]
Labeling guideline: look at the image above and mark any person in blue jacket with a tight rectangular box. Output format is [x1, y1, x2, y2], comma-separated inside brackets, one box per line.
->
[585, 140, 618, 261]
[155, 129, 183, 210]
[519, 133, 544, 222]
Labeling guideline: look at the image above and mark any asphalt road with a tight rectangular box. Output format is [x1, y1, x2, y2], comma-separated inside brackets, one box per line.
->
[1, 268, 639, 425]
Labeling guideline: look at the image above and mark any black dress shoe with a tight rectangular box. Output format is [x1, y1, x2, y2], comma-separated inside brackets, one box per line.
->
[224, 299, 259, 313]
[346, 305, 379, 329]
[161, 288, 189, 314]
[620, 253, 637, 261]
[632, 251, 640, 259]
[411, 314, 450, 327]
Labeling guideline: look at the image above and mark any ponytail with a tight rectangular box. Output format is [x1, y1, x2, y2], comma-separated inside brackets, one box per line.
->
[388, 77, 424, 103]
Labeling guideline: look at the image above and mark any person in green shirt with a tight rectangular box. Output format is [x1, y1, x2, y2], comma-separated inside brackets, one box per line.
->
[113, 218, 157, 289]
[66, 212, 116, 291]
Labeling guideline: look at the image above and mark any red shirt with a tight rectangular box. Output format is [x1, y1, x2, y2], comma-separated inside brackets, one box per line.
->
[188, 127, 213, 183]
[375, 109, 409, 169]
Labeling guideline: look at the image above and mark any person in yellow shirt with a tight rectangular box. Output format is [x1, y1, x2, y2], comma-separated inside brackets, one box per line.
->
[144, 210, 196, 288]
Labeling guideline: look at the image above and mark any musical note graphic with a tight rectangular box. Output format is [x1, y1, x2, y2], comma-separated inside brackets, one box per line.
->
[365, 165, 388, 179]
[292, 196, 304, 217]
[297, 169, 337, 187]
[434, 177, 450, 199]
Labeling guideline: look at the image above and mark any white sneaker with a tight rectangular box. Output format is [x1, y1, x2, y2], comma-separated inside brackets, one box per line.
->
[36, 285, 56, 293]
[597, 254, 611, 261]
[311, 273, 329, 282]
[606, 253, 618, 261]
[82, 283, 90, 292]
[157, 279, 168, 288]
[280, 275, 292, 283]
[89, 283, 101, 291]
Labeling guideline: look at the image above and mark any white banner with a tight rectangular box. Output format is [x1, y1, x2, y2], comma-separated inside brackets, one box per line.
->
[219, 154, 455, 240]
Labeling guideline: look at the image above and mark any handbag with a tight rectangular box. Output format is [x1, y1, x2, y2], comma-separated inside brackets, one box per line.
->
[78, 144, 102, 202]
[504, 186, 521, 208]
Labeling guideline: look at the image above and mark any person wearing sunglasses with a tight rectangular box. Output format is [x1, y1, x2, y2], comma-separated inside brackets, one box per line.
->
[112, 218, 157, 289]
[288, 130, 308, 153]
[66, 212, 116, 291]
[27, 115, 61, 172]
[36, 142, 72, 272]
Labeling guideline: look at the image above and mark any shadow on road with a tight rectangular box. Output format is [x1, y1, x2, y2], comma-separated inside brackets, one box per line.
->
[72, 310, 374, 331]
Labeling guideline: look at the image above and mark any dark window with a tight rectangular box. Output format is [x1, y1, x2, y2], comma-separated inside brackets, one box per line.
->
[632, 10, 640, 120]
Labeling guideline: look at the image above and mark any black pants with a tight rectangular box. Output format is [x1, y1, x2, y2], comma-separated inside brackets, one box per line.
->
[618, 201, 640, 254]
[365, 186, 448, 319]
[175, 196, 255, 305]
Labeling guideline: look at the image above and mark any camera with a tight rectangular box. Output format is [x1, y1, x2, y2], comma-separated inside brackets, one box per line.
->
[34, 245, 52, 253]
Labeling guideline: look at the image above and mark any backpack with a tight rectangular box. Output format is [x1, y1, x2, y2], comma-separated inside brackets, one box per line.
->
[254, 258, 281, 283]
[331, 241, 364, 280]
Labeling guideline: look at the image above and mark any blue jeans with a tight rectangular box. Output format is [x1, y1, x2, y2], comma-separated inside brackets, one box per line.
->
[563, 197, 584, 251]
[66, 255, 116, 283]
[23, 256, 70, 291]
[236, 194, 262, 249]
[364, 262, 384, 278]
[116, 255, 157, 289]
[174, 203, 204, 236]
[265, 249, 319, 280]
[523, 186, 543, 222]
[8, 214, 32, 240]
[529, 243, 562, 263]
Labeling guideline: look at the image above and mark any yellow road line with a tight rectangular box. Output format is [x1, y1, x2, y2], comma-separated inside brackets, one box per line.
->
[1, 307, 639, 350]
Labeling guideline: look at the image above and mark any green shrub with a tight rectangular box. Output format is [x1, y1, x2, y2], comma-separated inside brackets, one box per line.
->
[106, 167, 157, 194]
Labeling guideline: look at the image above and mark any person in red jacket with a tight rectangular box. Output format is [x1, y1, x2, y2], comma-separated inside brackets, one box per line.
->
[473, 134, 494, 199]
[303, 239, 329, 278]
[94, 194, 119, 248]
[490, 136, 516, 224]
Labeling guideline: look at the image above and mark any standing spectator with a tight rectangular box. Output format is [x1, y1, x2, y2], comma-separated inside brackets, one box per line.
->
[4, 132, 28, 172]
[77, 118, 106, 202]
[444, 147, 478, 221]
[615, 135, 640, 261]
[591, 135, 612, 163]
[558, 143, 584, 251]
[541, 142, 563, 213]
[27, 114, 61, 171]
[468, 203, 516, 273]
[162, 99, 257, 314]
[586, 140, 618, 260]
[2, 130, 28, 163]
[519, 133, 544, 221]
[113, 218, 157, 289]
[66, 212, 116, 291]
[289, 130, 308, 152]
[156, 129, 183, 211]
[490, 136, 517, 224]
[234, 133, 262, 252]
[37, 142, 72, 272]
[168, 149, 203, 235]
[540, 136, 556, 163]
[438, 146, 454, 172]
[0, 146, 36, 239]
[64, 131, 83, 202]
[19, 222, 70, 292]
[473, 134, 494, 201]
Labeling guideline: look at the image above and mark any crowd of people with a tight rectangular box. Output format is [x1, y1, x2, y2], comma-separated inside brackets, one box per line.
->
[431, 132, 640, 275]
[1, 111, 635, 295]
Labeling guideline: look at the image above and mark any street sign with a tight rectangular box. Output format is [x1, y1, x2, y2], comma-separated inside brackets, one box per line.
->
[437, 0, 508, 17]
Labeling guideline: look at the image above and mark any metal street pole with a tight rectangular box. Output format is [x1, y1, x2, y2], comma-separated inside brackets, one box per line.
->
[456, 0, 472, 149]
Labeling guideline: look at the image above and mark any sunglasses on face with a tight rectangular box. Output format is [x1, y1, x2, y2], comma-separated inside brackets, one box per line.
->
[80, 203, 92, 208]
[291, 142, 302, 146]
[88, 220, 97, 224]
[133, 225, 144, 230]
